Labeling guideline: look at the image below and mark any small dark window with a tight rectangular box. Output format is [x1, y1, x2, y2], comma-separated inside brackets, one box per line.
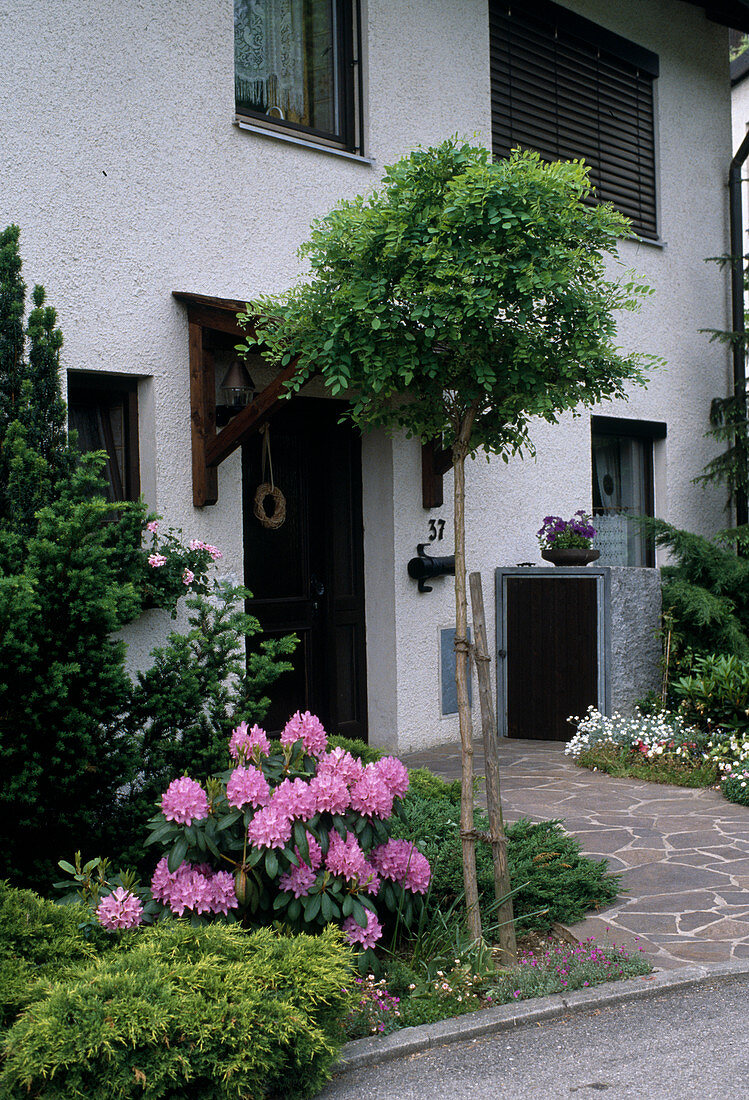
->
[234, 0, 361, 152]
[489, 0, 659, 240]
[591, 416, 665, 567]
[67, 374, 140, 502]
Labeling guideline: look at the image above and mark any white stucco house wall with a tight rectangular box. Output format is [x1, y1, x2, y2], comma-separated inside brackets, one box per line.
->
[0, 0, 742, 752]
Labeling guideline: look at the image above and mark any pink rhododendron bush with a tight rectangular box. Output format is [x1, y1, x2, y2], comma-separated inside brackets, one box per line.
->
[93, 712, 430, 969]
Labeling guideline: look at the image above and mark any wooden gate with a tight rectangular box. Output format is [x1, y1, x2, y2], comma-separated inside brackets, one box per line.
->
[496, 569, 605, 741]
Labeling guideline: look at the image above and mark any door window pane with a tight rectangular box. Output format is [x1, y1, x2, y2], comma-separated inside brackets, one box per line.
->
[592, 431, 653, 566]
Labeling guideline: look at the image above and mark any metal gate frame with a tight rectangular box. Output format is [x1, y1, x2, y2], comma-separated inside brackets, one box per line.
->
[494, 566, 610, 738]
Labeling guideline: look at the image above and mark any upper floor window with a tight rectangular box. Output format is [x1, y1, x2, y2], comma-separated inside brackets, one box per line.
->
[489, 0, 659, 240]
[68, 373, 140, 503]
[234, 0, 361, 152]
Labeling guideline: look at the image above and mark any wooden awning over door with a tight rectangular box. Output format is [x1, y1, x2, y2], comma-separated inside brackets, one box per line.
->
[173, 290, 453, 509]
[172, 291, 303, 506]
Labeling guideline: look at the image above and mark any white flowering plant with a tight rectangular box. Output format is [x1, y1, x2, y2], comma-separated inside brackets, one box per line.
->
[566, 707, 710, 769]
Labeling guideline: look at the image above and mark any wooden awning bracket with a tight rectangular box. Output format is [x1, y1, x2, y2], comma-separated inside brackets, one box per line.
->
[173, 291, 305, 507]
[421, 439, 453, 509]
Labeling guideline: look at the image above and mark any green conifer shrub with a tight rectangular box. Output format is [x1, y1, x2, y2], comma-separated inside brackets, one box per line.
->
[0, 880, 102, 1027]
[0, 922, 355, 1100]
[0, 228, 296, 891]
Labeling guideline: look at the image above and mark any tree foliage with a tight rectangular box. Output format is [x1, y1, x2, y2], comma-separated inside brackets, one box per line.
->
[244, 141, 655, 454]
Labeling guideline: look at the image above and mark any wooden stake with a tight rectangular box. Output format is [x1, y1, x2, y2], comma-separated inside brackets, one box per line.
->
[453, 442, 482, 943]
[469, 570, 517, 964]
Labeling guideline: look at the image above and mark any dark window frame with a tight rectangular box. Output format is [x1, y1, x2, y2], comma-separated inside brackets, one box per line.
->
[234, 0, 364, 155]
[489, 0, 659, 241]
[67, 372, 140, 502]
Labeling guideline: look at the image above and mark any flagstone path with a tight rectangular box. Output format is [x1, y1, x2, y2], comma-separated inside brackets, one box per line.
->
[399, 738, 749, 971]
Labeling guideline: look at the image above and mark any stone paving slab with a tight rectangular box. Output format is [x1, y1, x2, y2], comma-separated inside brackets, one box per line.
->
[399, 738, 749, 969]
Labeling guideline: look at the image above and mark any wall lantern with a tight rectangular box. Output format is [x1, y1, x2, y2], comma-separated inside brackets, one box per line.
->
[407, 543, 455, 593]
[216, 358, 256, 426]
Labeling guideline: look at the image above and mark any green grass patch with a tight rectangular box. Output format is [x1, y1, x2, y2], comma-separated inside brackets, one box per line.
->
[576, 743, 719, 788]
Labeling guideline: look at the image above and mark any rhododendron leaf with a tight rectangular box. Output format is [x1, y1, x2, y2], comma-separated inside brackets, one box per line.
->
[352, 816, 366, 835]
[359, 894, 377, 914]
[57, 860, 76, 875]
[373, 818, 388, 843]
[304, 894, 321, 922]
[332, 816, 347, 840]
[203, 833, 221, 860]
[217, 811, 241, 832]
[273, 892, 290, 910]
[342, 894, 354, 917]
[294, 822, 310, 864]
[321, 893, 333, 922]
[145, 822, 175, 846]
[167, 836, 188, 873]
[351, 899, 368, 928]
[265, 851, 279, 879]
[383, 882, 396, 911]
[307, 813, 320, 830]
[284, 846, 299, 867]
[288, 897, 301, 921]
[318, 830, 329, 857]
[195, 829, 207, 852]
[360, 823, 373, 849]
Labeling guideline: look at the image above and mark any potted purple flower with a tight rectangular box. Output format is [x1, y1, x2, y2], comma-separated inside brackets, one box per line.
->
[537, 510, 600, 566]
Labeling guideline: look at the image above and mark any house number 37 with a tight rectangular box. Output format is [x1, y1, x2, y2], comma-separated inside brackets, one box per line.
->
[427, 519, 445, 542]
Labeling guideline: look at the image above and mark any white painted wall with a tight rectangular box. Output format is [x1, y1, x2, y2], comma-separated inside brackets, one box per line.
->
[0, 0, 734, 751]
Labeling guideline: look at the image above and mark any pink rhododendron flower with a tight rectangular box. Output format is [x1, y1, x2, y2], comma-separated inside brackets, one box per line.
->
[369, 839, 431, 894]
[150, 858, 238, 916]
[269, 777, 317, 821]
[374, 756, 410, 799]
[247, 803, 293, 849]
[148, 553, 167, 568]
[325, 831, 368, 881]
[349, 764, 394, 819]
[281, 711, 328, 757]
[96, 887, 144, 931]
[226, 765, 270, 810]
[343, 909, 383, 950]
[182, 568, 194, 585]
[146, 520, 159, 533]
[316, 747, 364, 788]
[279, 860, 317, 898]
[309, 771, 350, 814]
[160, 776, 209, 826]
[229, 721, 271, 761]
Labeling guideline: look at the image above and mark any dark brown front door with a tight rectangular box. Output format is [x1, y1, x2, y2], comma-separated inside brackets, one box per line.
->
[505, 575, 599, 741]
[242, 398, 368, 740]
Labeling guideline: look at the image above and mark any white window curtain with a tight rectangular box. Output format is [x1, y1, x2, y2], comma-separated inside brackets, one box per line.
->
[235, 0, 306, 123]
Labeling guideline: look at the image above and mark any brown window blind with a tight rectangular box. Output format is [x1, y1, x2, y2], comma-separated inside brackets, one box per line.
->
[489, 0, 659, 240]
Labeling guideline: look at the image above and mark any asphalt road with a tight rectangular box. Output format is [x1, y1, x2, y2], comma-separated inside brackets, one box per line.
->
[318, 974, 749, 1100]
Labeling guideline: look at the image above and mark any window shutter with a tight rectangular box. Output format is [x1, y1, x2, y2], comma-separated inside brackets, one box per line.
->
[489, 1, 659, 240]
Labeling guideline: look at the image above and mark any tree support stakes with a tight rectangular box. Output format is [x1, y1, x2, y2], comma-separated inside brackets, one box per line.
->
[469, 570, 517, 964]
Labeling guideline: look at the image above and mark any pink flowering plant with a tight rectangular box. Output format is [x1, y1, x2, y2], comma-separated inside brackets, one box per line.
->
[142, 712, 431, 970]
[141, 520, 223, 615]
[54, 851, 158, 935]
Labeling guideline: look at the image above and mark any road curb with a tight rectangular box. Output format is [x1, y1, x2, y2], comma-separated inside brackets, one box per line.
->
[334, 959, 749, 1074]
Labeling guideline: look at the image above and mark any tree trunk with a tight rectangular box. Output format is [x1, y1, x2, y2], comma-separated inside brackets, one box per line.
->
[469, 570, 517, 964]
[453, 435, 482, 943]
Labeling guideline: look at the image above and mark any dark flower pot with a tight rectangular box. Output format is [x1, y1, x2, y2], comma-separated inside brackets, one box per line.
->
[541, 547, 600, 567]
